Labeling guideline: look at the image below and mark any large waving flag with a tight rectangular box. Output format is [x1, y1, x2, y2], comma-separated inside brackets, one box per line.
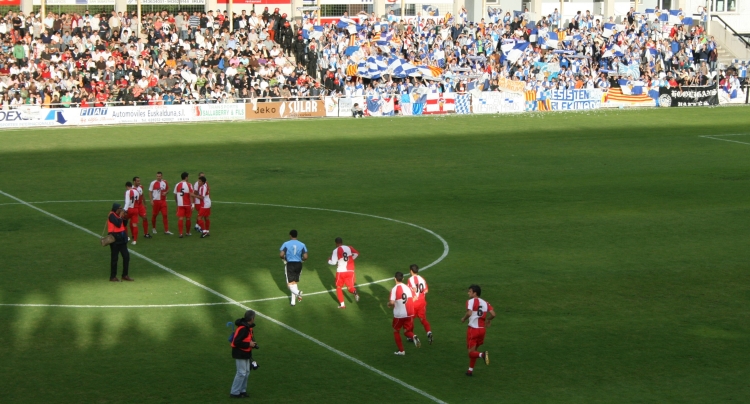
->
[544, 32, 558, 49]
[668, 10, 682, 24]
[603, 23, 616, 38]
[506, 41, 529, 64]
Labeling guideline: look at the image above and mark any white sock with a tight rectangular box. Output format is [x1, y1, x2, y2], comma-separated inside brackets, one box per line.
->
[290, 284, 298, 304]
[340, 302, 345, 307]
[468, 367, 473, 372]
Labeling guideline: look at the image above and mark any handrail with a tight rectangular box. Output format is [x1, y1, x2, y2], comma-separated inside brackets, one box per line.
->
[711, 15, 750, 50]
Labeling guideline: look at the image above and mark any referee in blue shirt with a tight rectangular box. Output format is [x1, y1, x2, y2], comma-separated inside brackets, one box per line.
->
[279, 229, 308, 306]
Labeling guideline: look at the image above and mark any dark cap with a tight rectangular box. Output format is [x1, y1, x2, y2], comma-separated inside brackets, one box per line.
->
[112, 203, 121, 211]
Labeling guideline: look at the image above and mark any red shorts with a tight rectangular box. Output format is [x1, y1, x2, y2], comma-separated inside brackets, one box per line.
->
[467, 327, 486, 349]
[127, 208, 140, 221]
[198, 207, 211, 217]
[137, 204, 146, 217]
[153, 200, 168, 215]
[177, 206, 192, 217]
[392, 317, 414, 333]
[413, 302, 427, 321]
[335, 271, 355, 291]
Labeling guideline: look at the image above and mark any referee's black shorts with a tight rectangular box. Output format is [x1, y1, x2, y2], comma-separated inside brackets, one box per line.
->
[285, 261, 303, 283]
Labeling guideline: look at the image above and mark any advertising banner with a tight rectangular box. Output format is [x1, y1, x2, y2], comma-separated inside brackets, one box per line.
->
[472, 91, 525, 114]
[192, 104, 246, 121]
[324, 97, 340, 117]
[245, 100, 326, 120]
[658, 85, 719, 107]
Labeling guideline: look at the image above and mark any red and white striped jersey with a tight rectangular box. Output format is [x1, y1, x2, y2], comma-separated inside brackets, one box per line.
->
[466, 297, 493, 329]
[193, 180, 203, 208]
[134, 185, 144, 206]
[199, 183, 211, 208]
[407, 275, 428, 305]
[123, 188, 138, 210]
[328, 245, 358, 272]
[149, 179, 168, 201]
[174, 181, 193, 207]
[390, 283, 414, 319]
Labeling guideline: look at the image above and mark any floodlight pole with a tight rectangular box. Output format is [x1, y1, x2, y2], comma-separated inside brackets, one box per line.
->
[137, 0, 142, 35]
[41, 0, 45, 23]
[229, 0, 233, 33]
[400, 0, 405, 22]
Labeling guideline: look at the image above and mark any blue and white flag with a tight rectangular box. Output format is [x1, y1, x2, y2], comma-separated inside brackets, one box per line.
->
[422, 5, 439, 17]
[544, 32, 558, 49]
[603, 23, 616, 38]
[505, 41, 529, 63]
[668, 10, 682, 24]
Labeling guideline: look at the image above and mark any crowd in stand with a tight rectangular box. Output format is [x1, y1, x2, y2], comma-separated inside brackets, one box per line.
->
[0, 5, 746, 108]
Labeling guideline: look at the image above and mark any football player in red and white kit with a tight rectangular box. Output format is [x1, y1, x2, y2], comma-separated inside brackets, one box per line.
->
[173, 172, 194, 238]
[327, 237, 360, 309]
[407, 264, 432, 344]
[149, 171, 172, 235]
[193, 172, 205, 233]
[123, 181, 140, 245]
[460, 284, 495, 376]
[388, 271, 421, 355]
[193, 175, 211, 238]
[132, 176, 151, 239]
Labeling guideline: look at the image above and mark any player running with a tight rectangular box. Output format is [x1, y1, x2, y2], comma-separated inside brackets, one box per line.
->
[407, 264, 432, 344]
[279, 230, 307, 306]
[194, 175, 211, 238]
[327, 237, 360, 309]
[460, 284, 495, 376]
[193, 172, 205, 233]
[149, 171, 172, 235]
[132, 176, 151, 239]
[174, 172, 194, 238]
[123, 181, 140, 245]
[388, 271, 420, 355]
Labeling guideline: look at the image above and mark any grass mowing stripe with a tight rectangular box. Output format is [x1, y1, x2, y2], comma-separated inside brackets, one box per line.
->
[0, 189, 449, 404]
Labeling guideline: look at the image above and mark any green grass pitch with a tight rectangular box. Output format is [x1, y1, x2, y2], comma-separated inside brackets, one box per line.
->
[1, 108, 749, 403]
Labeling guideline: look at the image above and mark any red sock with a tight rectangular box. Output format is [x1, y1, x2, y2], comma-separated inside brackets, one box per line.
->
[186, 219, 192, 232]
[336, 287, 344, 304]
[394, 331, 404, 351]
[205, 219, 210, 230]
[422, 319, 432, 333]
[163, 215, 169, 232]
[151, 213, 157, 230]
[405, 330, 415, 339]
[469, 351, 481, 359]
[178, 219, 183, 235]
[197, 219, 205, 230]
[142, 218, 148, 234]
[469, 356, 477, 368]
[131, 223, 138, 241]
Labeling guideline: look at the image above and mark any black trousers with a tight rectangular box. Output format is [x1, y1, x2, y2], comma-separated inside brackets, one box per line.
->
[110, 243, 130, 278]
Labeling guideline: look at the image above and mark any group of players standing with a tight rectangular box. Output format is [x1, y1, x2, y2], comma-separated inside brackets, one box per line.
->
[279, 231, 497, 376]
[122, 171, 212, 243]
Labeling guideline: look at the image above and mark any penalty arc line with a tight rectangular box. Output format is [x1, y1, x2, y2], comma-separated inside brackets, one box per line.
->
[0, 199, 450, 305]
[0, 190, 448, 404]
[699, 135, 750, 146]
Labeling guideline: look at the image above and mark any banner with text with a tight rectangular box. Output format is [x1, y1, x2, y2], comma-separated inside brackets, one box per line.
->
[472, 91, 525, 114]
[658, 85, 719, 107]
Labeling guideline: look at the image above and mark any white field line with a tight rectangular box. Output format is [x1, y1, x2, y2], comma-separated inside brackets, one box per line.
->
[699, 134, 750, 146]
[0, 191, 448, 404]
[0, 199, 450, 304]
